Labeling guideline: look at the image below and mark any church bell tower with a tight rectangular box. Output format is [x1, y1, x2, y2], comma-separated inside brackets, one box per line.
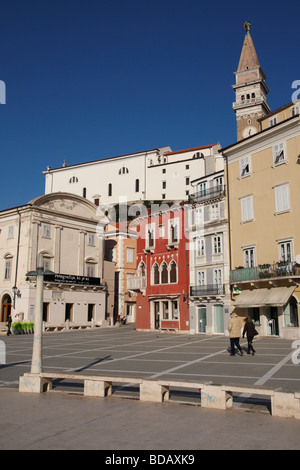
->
[233, 22, 271, 141]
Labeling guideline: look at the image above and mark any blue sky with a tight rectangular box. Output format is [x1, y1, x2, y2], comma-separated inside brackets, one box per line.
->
[0, 0, 299, 210]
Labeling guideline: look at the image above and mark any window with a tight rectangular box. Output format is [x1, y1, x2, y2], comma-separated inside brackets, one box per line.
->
[197, 182, 206, 196]
[170, 261, 177, 283]
[83, 187, 86, 198]
[8, 226, 14, 239]
[153, 263, 159, 284]
[126, 247, 134, 264]
[214, 269, 222, 285]
[211, 204, 219, 220]
[169, 218, 179, 243]
[240, 156, 251, 177]
[119, 167, 129, 175]
[291, 105, 300, 117]
[88, 233, 95, 246]
[162, 168, 166, 174]
[159, 225, 165, 238]
[197, 271, 205, 285]
[69, 176, 78, 183]
[171, 300, 178, 320]
[213, 235, 222, 254]
[147, 224, 155, 248]
[269, 116, 278, 127]
[185, 177, 190, 185]
[186, 164, 189, 169]
[278, 240, 293, 262]
[273, 142, 287, 165]
[243, 247, 256, 268]
[162, 181, 166, 189]
[4, 259, 12, 280]
[195, 206, 204, 226]
[86, 264, 95, 277]
[241, 195, 254, 223]
[161, 262, 168, 284]
[195, 238, 205, 257]
[274, 183, 290, 214]
[108, 183, 112, 197]
[162, 301, 169, 319]
[42, 224, 51, 239]
[135, 179, 139, 192]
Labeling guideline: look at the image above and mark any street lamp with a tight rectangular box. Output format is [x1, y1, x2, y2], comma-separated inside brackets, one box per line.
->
[25, 267, 54, 375]
[12, 285, 18, 309]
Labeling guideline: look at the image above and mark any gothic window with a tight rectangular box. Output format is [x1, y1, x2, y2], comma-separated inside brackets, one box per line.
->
[153, 263, 159, 285]
[161, 262, 168, 284]
[119, 167, 129, 175]
[69, 176, 78, 183]
[170, 261, 177, 283]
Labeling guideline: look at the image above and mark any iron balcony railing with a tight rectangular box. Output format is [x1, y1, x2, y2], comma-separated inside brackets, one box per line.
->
[190, 284, 225, 297]
[230, 262, 298, 283]
[189, 185, 226, 204]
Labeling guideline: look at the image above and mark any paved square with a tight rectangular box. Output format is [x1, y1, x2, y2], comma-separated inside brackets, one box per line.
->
[1, 324, 299, 394]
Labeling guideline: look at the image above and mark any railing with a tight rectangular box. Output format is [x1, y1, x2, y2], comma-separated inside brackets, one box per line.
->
[127, 276, 146, 291]
[189, 185, 226, 204]
[190, 284, 225, 297]
[230, 262, 298, 283]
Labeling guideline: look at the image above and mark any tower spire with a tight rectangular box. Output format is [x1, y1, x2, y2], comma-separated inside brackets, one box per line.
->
[232, 22, 271, 141]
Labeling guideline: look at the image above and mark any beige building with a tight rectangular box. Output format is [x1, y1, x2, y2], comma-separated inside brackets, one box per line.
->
[0, 193, 113, 328]
[223, 102, 300, 338]
[105, 221, 137, 322]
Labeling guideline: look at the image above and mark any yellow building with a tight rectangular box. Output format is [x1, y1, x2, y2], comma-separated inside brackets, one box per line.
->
[223, 25, 300, 339]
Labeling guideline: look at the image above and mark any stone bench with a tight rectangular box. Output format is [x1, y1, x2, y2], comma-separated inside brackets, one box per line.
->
[19, 372, 143, 397]
[140, 379, 211, 403]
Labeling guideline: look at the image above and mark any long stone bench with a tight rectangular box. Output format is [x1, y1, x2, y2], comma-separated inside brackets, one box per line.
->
[18, 373, 300, 419]
[19, 372, 143, 397]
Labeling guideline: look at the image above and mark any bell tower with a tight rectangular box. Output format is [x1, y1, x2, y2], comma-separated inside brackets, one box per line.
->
[233, 22, 270, 141]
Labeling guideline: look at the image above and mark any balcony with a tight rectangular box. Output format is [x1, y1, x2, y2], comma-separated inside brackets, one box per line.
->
[127, 276, 146, 291]
[190, 284, 225, 297]
[189, 185, 225, 204]
[230, 262, 299, 284]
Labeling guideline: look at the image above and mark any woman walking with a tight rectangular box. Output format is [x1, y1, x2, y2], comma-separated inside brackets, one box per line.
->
[243, 317, 257, 355]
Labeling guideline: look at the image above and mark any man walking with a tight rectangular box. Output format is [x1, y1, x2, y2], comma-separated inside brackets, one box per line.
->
[228, 312, 243, 356]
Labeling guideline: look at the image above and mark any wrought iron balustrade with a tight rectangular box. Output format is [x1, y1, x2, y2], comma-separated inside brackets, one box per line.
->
[190, 284, 225, 297]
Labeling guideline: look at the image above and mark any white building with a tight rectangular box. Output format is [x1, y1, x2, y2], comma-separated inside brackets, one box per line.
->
[43, 144, 222, 206]
[0, 193, 113, 328]
[187, 169, 231, 335]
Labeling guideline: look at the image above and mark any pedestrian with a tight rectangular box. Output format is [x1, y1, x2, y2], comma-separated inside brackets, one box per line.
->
[243, 316, 257, 355]
[228, 312, 243, 356]
[6, 315, 12, 336]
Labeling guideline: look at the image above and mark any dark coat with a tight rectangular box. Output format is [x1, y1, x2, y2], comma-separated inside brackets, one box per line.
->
[243, 321, 256, 339]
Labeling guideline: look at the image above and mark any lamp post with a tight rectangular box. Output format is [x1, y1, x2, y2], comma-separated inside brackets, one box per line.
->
[12, 285, 18, 309]
[25, 267, 54, 375]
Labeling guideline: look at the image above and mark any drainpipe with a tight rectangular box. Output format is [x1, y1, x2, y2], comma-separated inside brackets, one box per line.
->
[224, 153, 233, 301]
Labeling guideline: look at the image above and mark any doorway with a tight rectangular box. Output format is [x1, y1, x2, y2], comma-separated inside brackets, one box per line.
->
[214, 304, 224, 334]
[1, 295, 12, 322]
[266, 306, 279, 336]
[43, 303, 50, 322]
[88, 304, 95, 322]
[197, 306, 207, 333]
[154, 302, 160, 329]
[65, 303, 74, 322]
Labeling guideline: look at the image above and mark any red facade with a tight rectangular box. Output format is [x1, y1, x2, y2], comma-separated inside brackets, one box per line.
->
[134, 205, 190, 332]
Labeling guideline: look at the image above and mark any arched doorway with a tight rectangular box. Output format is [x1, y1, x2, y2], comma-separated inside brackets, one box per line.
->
[1, 295, 12, 322]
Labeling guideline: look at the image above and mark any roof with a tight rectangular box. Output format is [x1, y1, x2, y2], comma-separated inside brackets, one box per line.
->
[165, 144, 217, 156]
[237, 33, 260, 72]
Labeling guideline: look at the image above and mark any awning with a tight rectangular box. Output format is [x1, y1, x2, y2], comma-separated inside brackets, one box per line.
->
[234, 286, 295, 308]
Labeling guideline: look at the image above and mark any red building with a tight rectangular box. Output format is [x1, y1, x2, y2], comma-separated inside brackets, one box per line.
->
[128, 204, 190, 332]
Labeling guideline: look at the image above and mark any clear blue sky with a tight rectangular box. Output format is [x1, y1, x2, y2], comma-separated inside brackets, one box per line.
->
[0, 0, 299, 210]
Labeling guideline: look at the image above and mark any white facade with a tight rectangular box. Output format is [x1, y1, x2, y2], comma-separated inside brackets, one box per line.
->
[0, 193, 112, 327]
[44, 144, 222, 206]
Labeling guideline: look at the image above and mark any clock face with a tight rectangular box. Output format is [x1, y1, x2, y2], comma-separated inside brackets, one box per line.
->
[243, 126, 257, 138]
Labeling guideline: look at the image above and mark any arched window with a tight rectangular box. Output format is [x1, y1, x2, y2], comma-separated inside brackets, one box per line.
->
[69, 176, 78, 183]
[108, 183, 112, 197]
[153, 263, 159, 284]
[138, 261, 146, 277]
[119, 167, 129, 175]
[170, 260, 177, 283]
[161, 262, 168, 284]
[1, 294, 12, 322]
[135, 179, 139, 192]
[83, 187, 86, 198]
